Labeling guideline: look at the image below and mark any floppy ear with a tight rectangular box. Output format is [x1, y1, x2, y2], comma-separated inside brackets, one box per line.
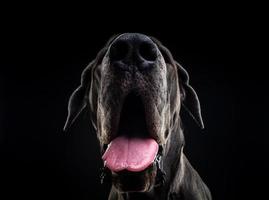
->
[176, 62, 204, 129]
[63, 35, 121, 132]
[63, 64, 93, 132]
[149, 36, 204, 129]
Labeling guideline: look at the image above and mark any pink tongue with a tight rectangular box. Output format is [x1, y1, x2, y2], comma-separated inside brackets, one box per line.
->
[102, 136, 159, 172]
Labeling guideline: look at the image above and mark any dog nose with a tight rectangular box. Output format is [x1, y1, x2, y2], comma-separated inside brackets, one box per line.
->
[109, 33, 158, 71]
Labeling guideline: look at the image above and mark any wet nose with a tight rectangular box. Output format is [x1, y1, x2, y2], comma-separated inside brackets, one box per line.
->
[109, 33, 158, 71]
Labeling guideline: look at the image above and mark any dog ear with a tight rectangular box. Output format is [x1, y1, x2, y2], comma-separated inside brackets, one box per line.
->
[149, 36, 204, 129]
[176, 62, 204, 129]
[63, 64, 93, 132]
[63, 35, 121, 132]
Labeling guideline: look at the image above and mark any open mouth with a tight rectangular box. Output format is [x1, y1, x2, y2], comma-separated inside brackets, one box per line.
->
[102, 92, 159, 173]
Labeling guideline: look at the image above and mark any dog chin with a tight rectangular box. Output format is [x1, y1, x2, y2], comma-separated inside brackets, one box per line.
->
[111, 164, 157, 193]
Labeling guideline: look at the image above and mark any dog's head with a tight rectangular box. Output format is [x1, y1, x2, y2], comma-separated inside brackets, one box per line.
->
[64, 33, 203, 192]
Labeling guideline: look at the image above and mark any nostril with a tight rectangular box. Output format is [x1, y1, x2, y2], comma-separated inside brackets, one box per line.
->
[109, 40, 129, 61]
[139, 42, 157, 62]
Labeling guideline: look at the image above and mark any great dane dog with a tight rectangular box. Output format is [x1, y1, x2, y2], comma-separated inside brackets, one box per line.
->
[64, 33, 212, 200]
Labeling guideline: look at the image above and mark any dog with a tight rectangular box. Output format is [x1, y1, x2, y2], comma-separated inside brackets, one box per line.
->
[64, 33, 212, 200]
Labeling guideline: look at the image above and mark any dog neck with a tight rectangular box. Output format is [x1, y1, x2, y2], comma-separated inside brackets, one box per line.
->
[158, 126, 185, 199]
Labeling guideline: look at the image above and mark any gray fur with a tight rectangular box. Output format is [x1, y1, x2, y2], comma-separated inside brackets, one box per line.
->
[64, 33, 212, 200]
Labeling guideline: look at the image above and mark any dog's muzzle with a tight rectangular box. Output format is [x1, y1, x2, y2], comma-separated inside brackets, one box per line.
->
[100, 145, 166, 187]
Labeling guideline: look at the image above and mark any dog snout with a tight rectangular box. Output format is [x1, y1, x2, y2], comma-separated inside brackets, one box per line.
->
[109, 33, 158, 71]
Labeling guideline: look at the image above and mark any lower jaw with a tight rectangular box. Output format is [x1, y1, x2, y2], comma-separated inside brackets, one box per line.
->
[111, 164, 157, 193]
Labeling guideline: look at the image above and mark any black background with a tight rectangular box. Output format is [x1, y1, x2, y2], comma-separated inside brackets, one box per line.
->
[0, 3, 266, 200]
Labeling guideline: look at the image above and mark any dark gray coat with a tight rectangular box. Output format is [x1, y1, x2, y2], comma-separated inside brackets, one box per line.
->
[64, 33, 212, 200]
